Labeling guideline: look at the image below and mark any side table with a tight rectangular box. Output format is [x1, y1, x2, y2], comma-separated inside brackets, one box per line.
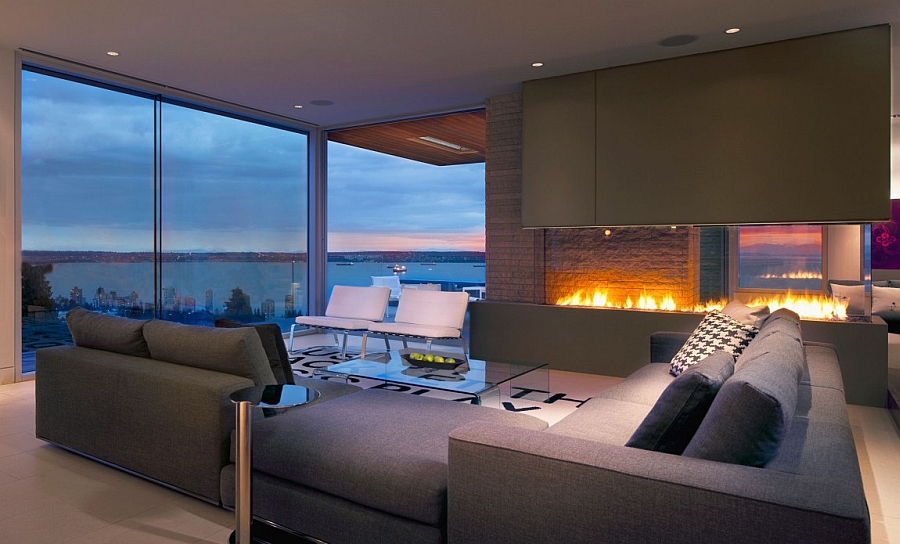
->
[229, 384, 319, 544]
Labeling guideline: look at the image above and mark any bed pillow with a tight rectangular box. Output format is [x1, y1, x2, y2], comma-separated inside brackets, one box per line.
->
[669, 311, 758, 376]
[829, 282, 866, 315]
[627, 351, 734, 454]
[65, 306, 151, 358]
[872, 285, 900, 314]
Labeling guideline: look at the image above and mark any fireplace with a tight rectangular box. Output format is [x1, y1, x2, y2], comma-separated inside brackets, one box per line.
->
[542, 226, 847, 321]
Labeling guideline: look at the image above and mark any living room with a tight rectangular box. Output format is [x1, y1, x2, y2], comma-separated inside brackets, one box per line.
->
[1, 1, 900, 543]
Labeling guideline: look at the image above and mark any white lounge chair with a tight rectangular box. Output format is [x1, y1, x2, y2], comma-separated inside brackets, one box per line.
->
[362, 289, 470, 357]
[371, 275, 402, 301]
[290, 285, 391, 359]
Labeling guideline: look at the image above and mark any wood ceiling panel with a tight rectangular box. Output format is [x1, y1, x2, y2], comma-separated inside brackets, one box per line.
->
[328, 110, 485, 166]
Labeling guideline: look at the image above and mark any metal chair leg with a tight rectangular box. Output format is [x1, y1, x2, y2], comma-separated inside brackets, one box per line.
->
[339, 331, 350, 359]
[360, 333, 369, 359]
[289, 324, 297, 353]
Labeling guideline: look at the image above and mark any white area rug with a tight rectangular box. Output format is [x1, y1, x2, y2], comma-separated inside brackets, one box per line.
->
[289, 345, 622, 425]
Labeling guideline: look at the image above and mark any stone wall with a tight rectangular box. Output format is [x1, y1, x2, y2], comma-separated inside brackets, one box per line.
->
[545, 227, 700, 307]
[484, 93, 544, 304]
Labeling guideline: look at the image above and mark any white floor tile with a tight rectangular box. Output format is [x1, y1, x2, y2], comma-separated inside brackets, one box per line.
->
[0, 498, 109, 544]
[0, 372, 899, 543]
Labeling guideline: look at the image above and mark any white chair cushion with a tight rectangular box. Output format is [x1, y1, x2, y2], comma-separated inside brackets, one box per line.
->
[367, 322, 461, 339]
[324, 285, 391, 321]
[295, 315, 376, 331]
[393, 289, 469, 329]
[371, 276, 402, 300]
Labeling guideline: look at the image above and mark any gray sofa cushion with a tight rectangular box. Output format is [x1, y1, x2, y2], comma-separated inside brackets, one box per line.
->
[65, 306, 151, 358]
[243, 388, 547, 526]
[627, 351, 734, 454]
[669, 310, 757, 376]
[682, 335, 802, 467]
[143, 319, 277, 386]
[214, 318, 294, 385]
[596, 362, 674, 406]
[547, 397, 652, 445]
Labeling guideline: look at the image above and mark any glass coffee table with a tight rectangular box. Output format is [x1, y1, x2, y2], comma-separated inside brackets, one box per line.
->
[318, 350, 549, 407]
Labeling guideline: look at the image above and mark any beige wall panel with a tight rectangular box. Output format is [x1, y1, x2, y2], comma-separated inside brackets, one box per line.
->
[522, 72, 595, 227]
[0, 47, 16, 382]
[592, 25, 891, 226]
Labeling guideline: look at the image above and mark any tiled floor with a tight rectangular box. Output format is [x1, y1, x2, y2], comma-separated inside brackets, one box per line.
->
[2, 335, 899, 543]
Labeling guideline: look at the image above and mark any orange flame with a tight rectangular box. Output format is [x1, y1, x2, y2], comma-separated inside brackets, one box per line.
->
[758, 271, 823, 279]
[555, 289, 847, 321]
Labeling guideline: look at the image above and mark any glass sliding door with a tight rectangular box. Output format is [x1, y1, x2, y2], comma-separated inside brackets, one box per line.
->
[158, 102, 309, 329]
[20, 70, 155, 372]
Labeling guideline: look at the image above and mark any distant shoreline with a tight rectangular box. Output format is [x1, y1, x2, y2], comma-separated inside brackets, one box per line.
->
[22, 250, 486, 265]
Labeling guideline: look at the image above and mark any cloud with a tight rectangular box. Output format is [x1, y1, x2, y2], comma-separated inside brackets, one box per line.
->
[21, 71, 485, 253]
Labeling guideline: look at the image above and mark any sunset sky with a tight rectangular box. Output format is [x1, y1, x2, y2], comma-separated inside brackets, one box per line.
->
[738, 225, 822, 253]
[20, 70, 486, 254]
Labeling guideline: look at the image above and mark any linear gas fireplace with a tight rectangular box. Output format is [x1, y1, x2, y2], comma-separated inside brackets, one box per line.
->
[542, 226, 852, 321]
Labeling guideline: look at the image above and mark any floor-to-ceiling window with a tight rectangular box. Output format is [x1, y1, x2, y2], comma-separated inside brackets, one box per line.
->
[20, 68, 309, 373]
[158, 103, 308, 328]
[325, 140, 485, 306]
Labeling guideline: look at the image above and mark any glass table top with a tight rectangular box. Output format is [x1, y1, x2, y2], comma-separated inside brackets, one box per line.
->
[321, 350, 547, 396]
[230, 384, 320, 408]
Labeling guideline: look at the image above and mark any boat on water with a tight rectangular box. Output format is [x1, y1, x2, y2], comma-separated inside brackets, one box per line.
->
[420, 263, 437, 266]
[391, 264, 407, 273]
[335, 262, 354, 266]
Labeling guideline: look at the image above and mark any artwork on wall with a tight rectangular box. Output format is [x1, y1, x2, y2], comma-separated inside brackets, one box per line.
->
[872, 199, 900, 269]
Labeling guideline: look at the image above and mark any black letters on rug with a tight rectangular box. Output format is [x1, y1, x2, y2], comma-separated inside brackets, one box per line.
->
[289, 346, 588, 420]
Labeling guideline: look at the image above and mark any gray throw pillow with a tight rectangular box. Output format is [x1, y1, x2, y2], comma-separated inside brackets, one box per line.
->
[682, 343, 800, 467]
[669, 310, 758, 376]
[143, 319, 277, 386]
[65, 306, 151, 358]
[215, 318, 294, 385]
[627, 351, 734, 454]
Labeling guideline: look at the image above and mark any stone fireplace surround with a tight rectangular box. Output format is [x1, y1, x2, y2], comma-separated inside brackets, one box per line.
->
[476, 92, 887, 408]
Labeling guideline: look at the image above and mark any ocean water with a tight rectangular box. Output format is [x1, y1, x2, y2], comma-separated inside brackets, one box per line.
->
[45, 260, 486, 316]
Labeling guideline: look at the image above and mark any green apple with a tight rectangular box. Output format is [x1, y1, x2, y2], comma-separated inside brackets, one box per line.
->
[434, 356, 445, 363]
[424, 354, 435, 362]
[446, 358, 456, 364]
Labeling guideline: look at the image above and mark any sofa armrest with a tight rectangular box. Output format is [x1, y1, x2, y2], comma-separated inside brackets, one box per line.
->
[36, 345, 254, 502]
[448, 421, 869, 544]
[649, 331, 689, 363]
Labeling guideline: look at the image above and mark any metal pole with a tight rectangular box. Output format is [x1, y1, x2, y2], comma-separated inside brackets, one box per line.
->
[235, 400, 252, 543]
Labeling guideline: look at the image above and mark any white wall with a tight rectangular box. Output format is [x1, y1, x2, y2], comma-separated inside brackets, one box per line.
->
[0, 47, 16, 384]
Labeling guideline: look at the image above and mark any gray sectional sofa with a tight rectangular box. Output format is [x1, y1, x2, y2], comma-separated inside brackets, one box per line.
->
[34, 307, 360, 503]
[34, 306, 870, 544]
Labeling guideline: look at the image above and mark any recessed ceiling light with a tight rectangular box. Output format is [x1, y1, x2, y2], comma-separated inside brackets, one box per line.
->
[658, 35, 697, 47]
[532, 62, 544, 67]
[106, 51, 119, 57]
[293, 104, 303, 109]
[725, 28, 741, 34]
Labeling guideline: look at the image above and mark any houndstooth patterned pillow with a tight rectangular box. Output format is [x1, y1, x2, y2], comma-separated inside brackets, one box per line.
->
[669, 310, 758, 376]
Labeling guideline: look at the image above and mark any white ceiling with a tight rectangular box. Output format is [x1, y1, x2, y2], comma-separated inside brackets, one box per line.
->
[0, 0, 897, 128]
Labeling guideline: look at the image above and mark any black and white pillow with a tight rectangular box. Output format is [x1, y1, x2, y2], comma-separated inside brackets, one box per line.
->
[669, 310, 758, 376]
